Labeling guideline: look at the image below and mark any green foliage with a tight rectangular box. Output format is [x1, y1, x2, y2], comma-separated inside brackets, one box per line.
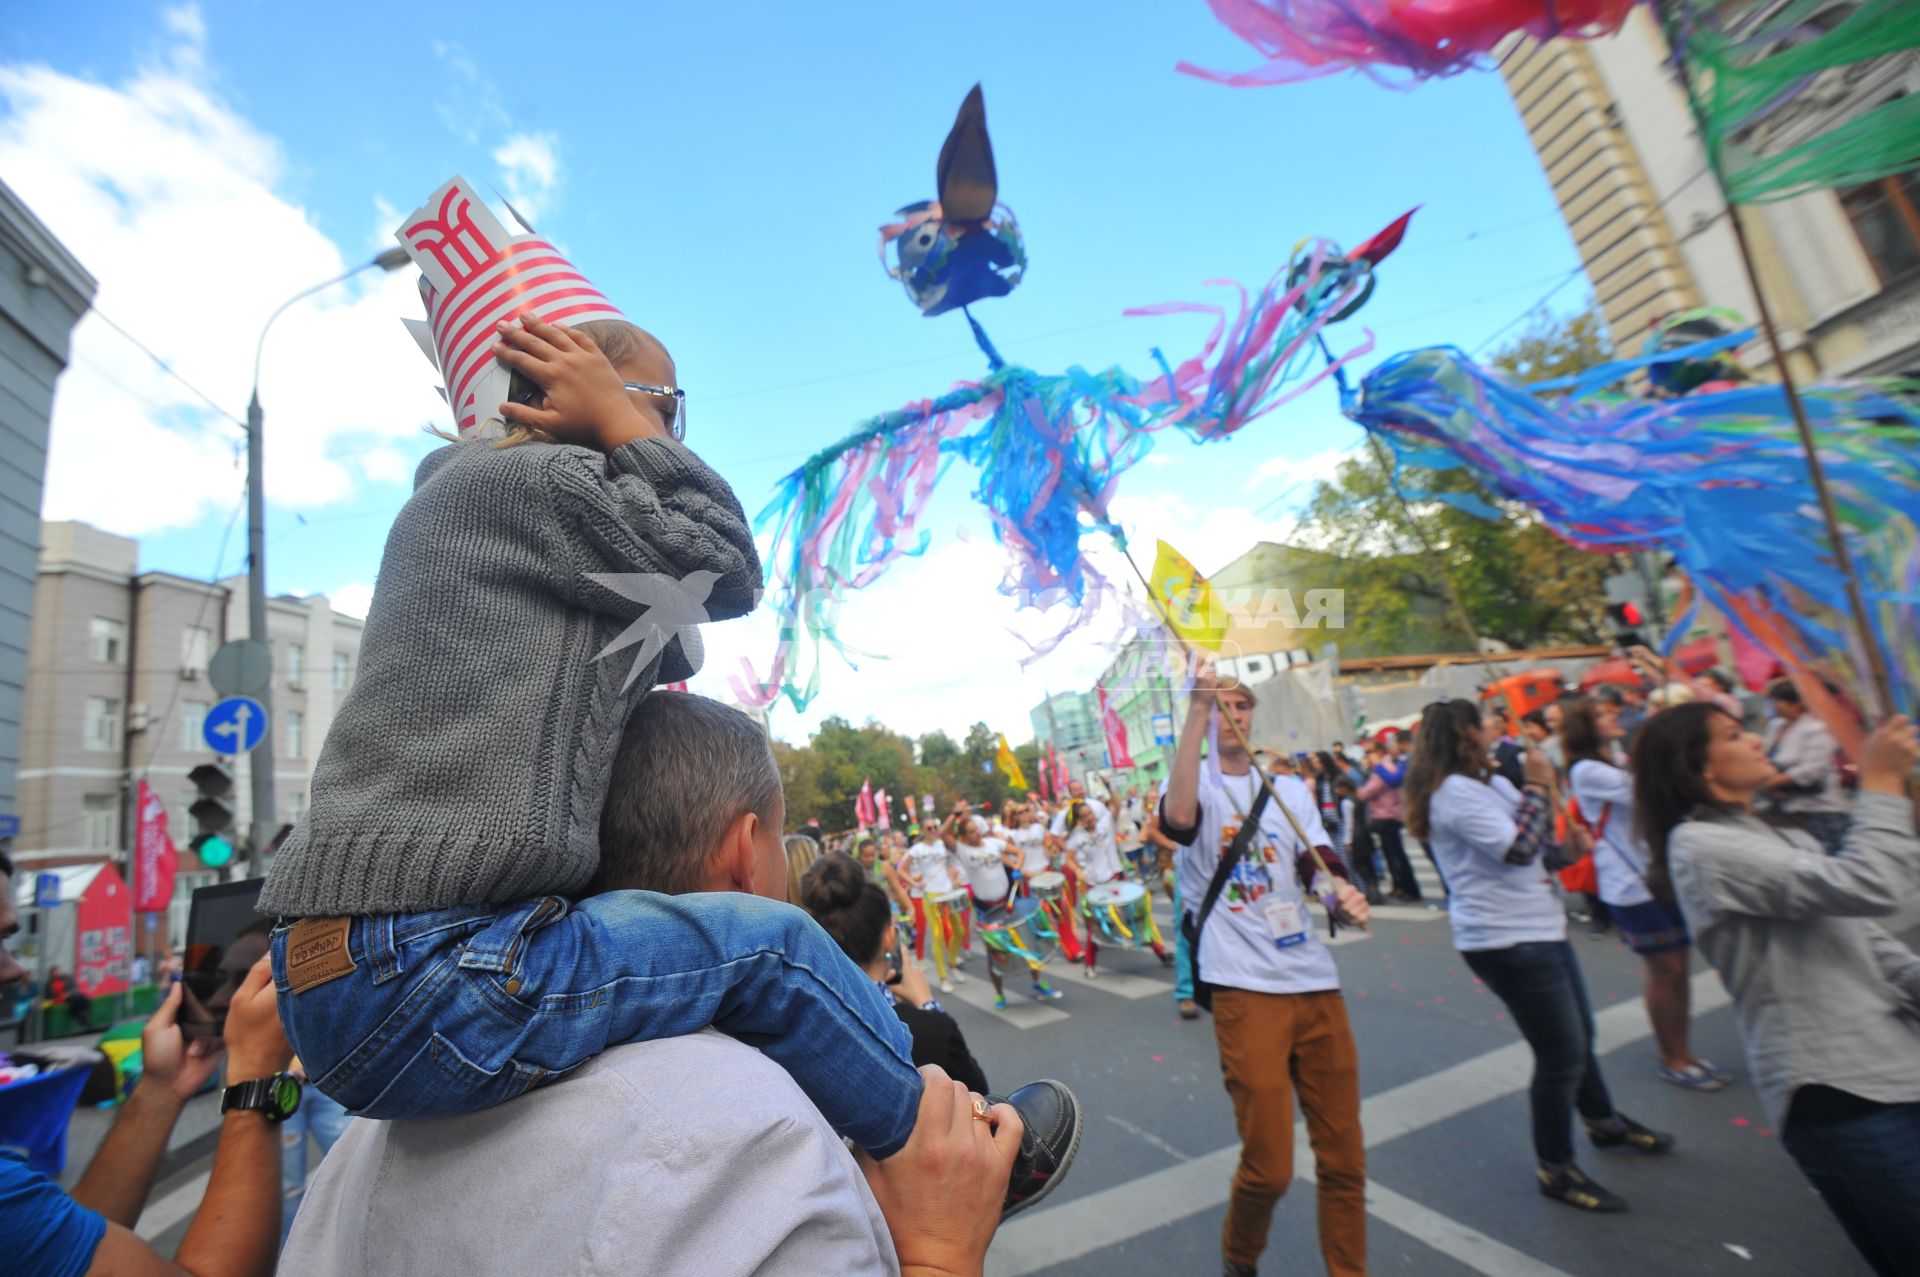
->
[1297, 307, 1621, 656]
[773, 716, 1035, 835]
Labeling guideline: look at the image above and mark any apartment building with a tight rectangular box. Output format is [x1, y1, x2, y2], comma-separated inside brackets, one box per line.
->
[1498, 6, 1920, 377]
[1027, 689, 1104, 784]
[16, 519, 363, 872]
[1, 179, 95, 842]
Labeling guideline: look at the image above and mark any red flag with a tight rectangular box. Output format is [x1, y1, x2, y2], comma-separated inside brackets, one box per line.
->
[875, 788, 891, 830]
[1052, 745, 1071, 797]
[1036, 755, 1052, 803]
[855, 779, 877, 829]
[133, 780, 177, 913]
[1098, 687, 1135, 769]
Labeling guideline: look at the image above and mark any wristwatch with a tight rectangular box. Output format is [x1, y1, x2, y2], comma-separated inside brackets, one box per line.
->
[221, 1072, 303, 1123]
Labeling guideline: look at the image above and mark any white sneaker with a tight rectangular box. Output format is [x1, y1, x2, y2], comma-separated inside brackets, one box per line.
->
[940, 979, 954, 994]
[954, 969, 968, 985]
[1083, 966, 1099, 980]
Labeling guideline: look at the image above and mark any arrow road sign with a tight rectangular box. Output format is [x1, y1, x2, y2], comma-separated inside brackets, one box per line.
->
[204, 696, 268, 755]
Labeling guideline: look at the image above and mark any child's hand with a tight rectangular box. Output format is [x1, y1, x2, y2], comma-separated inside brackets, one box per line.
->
[494, 316, 666, 450]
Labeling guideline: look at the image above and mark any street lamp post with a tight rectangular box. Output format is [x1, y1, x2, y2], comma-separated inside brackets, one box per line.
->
[244, 247, 411, 876]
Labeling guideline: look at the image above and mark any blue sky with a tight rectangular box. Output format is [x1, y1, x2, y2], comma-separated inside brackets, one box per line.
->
[4, 1, 1593, 740]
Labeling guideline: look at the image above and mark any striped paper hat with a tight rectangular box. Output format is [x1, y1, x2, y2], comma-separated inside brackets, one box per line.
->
[395, 175, 629, 436]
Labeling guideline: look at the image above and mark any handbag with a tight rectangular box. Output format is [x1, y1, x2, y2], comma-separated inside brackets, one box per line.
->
[1554, 797, 1607, 895]
[1180, 783, 1272, 1015]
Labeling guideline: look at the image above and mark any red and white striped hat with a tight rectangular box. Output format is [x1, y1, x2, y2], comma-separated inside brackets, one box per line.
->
[395, 175, 629, 436]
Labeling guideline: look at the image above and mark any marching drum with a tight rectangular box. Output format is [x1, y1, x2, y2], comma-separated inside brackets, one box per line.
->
[1027, 871, 1066, 906]
[1084, 880, 1160, 949]
[927, 887, 972, 961]
[977, 896, 1055, 968]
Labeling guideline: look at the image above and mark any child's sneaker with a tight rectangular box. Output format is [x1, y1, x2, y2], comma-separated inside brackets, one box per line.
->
[994, 1079, 1082, 1219]
[1030, 980, 1063, 1002]
[940, 978, 954, 994]
[1082, 966, 1099, 980]
[993, 994, 1009, 1011]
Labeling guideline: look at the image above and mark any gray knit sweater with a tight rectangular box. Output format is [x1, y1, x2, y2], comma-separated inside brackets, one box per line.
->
[258, 437, 760, 916]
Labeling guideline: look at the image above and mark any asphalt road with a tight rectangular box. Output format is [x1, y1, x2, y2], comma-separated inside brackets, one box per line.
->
[87, 853, 1875, 1275]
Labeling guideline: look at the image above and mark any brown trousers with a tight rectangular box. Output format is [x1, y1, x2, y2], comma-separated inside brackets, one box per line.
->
[1212, 987, 1367, 1275]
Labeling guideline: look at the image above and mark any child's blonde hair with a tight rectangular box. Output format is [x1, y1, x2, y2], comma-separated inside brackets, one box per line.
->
[433, 319, 655, 448]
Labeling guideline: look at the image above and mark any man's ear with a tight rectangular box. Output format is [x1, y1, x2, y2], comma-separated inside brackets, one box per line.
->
[712, 810, 762, 894]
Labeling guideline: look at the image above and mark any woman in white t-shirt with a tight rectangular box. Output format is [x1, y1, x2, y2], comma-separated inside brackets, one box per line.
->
[1064, 799, 1170, 978]
[1407, 698, 1673, 1214]
[1561, 698, 1728, 1092]
[951, 819, 1063, 1009]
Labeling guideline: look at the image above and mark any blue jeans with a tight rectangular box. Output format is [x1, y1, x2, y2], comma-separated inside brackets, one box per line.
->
[280, 1089, 352, 1244]
[1782, 1100, 1920, 1276]
[1461, 940, 1616, 1168]
[269, 890, 921, 1157]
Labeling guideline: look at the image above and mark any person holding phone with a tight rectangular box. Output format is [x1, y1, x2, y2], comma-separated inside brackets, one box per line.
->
[2, 839, 295, 1277]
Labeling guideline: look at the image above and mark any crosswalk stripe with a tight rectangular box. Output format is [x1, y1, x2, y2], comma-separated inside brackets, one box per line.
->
[940, 971, 1073, 1027]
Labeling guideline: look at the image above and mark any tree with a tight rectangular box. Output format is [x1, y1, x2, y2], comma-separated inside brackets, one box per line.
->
[1295, 307, 1621, 655]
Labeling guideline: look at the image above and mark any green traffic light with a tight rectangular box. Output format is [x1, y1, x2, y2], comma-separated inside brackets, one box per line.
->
[199, 836, 234, 868]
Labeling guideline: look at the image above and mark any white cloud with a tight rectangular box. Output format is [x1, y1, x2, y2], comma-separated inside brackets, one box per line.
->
[327, 582, 374, 618]
[1243, 443, 1356, 499]
[162, 5, 206, 50]
[0, 25, 451, 537]
[492, 132, 560, 225]
[358, 447, 411, 484]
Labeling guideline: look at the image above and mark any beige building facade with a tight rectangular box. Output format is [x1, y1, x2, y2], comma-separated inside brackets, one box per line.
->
[17, 519, 362, 874]
[1498, 7, 1920, 378]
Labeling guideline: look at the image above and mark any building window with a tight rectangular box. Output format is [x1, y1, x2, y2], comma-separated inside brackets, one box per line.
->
[89, 617, 127, 664]
[84, 696, 122, 752]
[287, 642, 306, 688]
[182, 626, 212, 675]
[82, 794, 119, 849]
[180, 699, 209, 751]
[1842, 169, 1920, 286]
[286, 710, 305, 760]
[331, 650, 351, 690]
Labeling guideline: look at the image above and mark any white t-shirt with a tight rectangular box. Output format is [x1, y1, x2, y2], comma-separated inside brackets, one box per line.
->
[1426, 773, 1567, 951]
[955, 837, 1013, 904]
[1050, 796, 1110, 838]
[1008, 824, 1050, 875]
[904, 839, 956, 896]
[1064, 810, 1126, 885]
[283, 1031, 900, 1276]
[1567, 758, 1653, 908]
[1116, 795, 1147, 849]
[1170, 769, 1340, 996]
[1337, 797, 1358, 855]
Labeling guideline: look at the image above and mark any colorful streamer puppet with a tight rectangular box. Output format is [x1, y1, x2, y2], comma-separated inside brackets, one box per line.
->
[735, 86, 1412, 710]
[1178, 0, 1633, 86]
[1341, 336, 1920, 716]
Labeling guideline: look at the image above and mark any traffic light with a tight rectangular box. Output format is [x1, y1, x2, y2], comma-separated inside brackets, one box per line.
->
[186, 760, 235, 864]
[1602, 569, 1651, 648]
[1604, 602, 1647, 648]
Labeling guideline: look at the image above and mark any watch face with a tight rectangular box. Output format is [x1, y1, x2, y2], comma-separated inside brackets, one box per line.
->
[271, 1075, 303, 1119]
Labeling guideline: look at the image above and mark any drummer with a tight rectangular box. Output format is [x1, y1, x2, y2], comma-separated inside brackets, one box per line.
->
[1064, 798, 1172, 979]
[949, 815, 1065, 1009]
[902, 821, 968, 992]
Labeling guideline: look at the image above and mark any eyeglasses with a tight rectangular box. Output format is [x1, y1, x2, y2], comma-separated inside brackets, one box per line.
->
[624, 382, 687, 442]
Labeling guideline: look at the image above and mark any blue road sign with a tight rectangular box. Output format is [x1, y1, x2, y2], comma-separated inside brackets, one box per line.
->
[0, 813, 18, 839]
[204, 696, 268, 755]
[35, 872, 61, 908]
[1152, 713, 1175, 747]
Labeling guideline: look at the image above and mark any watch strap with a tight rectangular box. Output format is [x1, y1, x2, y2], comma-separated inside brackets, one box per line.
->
[221, 1073, 299, 1122]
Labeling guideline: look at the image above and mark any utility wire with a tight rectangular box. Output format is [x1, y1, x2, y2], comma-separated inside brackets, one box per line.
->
[84, 304, 248, 431]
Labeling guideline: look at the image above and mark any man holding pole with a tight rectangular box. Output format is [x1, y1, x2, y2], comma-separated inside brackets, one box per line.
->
[1161, 661, 1371, 1277]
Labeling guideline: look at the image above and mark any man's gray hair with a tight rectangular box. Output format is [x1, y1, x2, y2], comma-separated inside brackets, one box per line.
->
[594, 691, 782, 895]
